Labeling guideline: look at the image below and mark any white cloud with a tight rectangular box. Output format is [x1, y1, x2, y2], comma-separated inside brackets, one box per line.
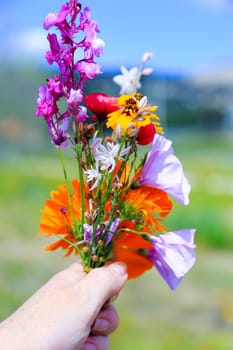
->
[18, 29, 48, 55]
[6, 28, 48, 63]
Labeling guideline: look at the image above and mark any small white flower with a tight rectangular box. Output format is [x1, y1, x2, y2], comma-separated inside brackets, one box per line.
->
[113, 66, 141, 94]
[84, 164, 101, 190]
[95, 142, 131, 172]
[90, 132, 102, 156]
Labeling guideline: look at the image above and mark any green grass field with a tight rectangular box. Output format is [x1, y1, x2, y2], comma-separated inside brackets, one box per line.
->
[1, 130, 233, 349]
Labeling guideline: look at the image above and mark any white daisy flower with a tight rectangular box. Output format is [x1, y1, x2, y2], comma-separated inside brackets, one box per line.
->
[95, 142, 131, 172]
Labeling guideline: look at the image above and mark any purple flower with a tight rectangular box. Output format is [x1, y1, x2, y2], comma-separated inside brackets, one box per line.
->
[84, 21, 99, 43]
[139, 134, 191, 205]
[35, 85, 58, 118]
[75, 61, 101, 79]
[43, 5, 70, 30]
[83, 218, 120, 247]
[46, 33, 61, 64]
[67, 88, 83, 106]
[80, 7, 93, 28]
[36, 1, 104, 148]
[77, 106, 88, 122]
[148, 229, 196, 290]
[46, 116, 69, 147]
[47, 77, 63, 97]
[91, 38, 105, 57]
[106, 218, 120, 245]
[83, 223, 93, 243]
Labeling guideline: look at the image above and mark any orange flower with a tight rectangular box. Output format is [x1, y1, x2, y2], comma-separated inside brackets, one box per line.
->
[122, 186, 172, 232]
[38, 179, 172, 277]
[110, 220, 153, 279]
[109, 187, 172, 278]
[38, 179, 88, 255]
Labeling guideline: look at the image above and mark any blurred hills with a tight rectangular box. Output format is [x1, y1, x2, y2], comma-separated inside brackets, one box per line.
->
[1, 63, 233, 151]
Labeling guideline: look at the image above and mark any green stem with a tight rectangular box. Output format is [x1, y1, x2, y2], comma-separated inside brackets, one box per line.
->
[61, 237, 85, 259]
[58, 147, 73, 210]
[58, 147, 79, 236]
[76, 142, 85, 228]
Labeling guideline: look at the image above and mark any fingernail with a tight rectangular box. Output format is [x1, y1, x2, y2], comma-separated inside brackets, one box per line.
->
[81, 343, 96, 350]
[93, 318, 110, 332]
[108, 262, 127, 276]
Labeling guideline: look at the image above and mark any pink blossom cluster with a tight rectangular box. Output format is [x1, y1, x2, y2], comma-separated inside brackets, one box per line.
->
[35, 0, 104, 146]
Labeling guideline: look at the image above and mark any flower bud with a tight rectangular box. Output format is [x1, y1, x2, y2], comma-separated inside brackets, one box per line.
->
[141, 68, 153, 76]
[84, 124, 96, 139]
[141, 52, 153, 64]
[99, 256, 105, 263]
[82, 246, 90, 254]
[92, 254, 99, 262]
[137, 123, 156, 145]
[98, 239, 104, 247]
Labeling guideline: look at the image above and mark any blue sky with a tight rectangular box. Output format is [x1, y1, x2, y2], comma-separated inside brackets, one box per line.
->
[2, 0, 233, 74]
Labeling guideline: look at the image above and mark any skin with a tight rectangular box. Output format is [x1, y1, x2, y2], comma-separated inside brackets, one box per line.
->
[0, 261, 128, 350]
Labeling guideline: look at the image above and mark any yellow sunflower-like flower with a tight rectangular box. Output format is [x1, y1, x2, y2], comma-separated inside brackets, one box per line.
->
[106, 93, 163, 134]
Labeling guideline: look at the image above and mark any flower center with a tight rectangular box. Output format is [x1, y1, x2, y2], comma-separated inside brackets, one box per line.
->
[123, 97, 138, 116]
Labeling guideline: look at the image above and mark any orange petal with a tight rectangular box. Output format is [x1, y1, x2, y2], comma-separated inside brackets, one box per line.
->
[111, 247, 153, 279]
[112, 221, 153, 278]
[44, 234, 76, 256]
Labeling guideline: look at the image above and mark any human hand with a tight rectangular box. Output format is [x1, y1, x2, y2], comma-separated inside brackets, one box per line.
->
[0, 261, 128, 350]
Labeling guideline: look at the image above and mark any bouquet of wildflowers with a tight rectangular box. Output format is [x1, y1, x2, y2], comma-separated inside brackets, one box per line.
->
[36, 0, 196, 290]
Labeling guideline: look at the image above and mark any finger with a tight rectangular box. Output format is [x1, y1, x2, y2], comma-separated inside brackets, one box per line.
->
[48, 261, 87, 288]
[81, 335, 110, 350]
[76, 262, 127, 321]
[91, 304, 119, 335]
[68, 261, 86, 274]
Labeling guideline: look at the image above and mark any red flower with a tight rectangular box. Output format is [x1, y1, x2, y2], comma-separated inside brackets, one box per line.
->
[84, 92, 120, 122]
[137, 123, 156, 145]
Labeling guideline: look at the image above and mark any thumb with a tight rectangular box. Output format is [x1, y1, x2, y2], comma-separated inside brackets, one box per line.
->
[77, 262, 128, 321]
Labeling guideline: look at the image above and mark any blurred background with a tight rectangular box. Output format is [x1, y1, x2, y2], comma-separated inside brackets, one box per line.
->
[1, 0, 233, 349]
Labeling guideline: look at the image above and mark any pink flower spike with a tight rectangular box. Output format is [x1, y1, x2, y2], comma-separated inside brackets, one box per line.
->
[149, 229, 196, 290]
[139, 134, 191, 205]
